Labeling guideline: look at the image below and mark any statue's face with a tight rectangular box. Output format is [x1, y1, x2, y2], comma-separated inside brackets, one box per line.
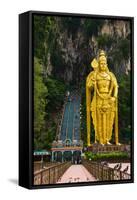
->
[99, 59, 107, 72]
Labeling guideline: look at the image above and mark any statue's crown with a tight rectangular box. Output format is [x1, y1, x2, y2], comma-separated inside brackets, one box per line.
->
[99, 50, 106, 57]
[98, 50, 107, 62]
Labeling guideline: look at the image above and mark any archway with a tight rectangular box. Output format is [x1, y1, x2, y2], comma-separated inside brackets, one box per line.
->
[63, 151, 72, 161]
[53, 151, 62, 162]
[56, 151, 62, 162]
[64, 139, 72, 147]
[73, 151, 81, 164]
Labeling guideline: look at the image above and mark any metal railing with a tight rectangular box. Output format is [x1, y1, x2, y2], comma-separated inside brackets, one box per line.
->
[82, 160, 131, 181]
[34, 162, 71, 185]
[34, 161, 60, 173]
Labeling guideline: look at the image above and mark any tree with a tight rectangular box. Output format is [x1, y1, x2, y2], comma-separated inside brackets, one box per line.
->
[45, 77, 66, 111]
[34, 57, 48, 149]
[118, 73, 131, 143]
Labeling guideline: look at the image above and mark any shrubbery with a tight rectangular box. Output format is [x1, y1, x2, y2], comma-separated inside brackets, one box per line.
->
[85, 151, 129, 161]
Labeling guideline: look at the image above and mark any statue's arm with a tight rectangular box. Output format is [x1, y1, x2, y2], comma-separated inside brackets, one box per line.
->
[114, 84, 118, 98]
[112, 73, 118, 98]
[86, 72, 94, 90]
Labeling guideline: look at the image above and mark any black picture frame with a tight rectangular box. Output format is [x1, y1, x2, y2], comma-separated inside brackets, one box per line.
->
[19, 10, 134, 189]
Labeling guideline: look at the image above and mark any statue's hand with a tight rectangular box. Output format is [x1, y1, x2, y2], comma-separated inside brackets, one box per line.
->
[87, 79, 94, 88]
[111, 97, 116, 102]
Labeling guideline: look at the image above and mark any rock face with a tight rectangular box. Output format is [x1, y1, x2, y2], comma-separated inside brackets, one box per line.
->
[100, 20, 130, 38]
[34, 16, 131, 85]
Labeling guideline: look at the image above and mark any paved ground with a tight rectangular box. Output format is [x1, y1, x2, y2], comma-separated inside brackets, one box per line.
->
[57, 165, 97, 183]
[108, 163, 131, 174]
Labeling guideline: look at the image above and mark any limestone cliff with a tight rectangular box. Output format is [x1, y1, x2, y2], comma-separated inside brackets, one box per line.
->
[34, 16, 131, 85]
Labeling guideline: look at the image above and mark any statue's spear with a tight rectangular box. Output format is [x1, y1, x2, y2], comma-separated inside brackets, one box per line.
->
[115, 98, 119, 145]
[86, 58, 98, 146]
[91, 59, 98, 144]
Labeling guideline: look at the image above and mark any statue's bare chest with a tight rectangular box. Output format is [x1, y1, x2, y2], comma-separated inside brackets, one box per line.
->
[96, 73, 111, 93]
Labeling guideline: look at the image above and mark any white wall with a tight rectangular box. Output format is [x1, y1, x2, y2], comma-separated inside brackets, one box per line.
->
[0, 0, 136, 199]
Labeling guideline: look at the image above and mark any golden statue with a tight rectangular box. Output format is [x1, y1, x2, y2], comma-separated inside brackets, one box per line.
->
[86, 50, 119, 146]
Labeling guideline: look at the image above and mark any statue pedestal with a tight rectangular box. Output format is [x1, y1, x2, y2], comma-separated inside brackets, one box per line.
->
[87, 144, 130, 154]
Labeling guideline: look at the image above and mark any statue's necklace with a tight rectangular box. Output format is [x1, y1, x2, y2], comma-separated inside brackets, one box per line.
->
[99, 72, 108, 78]
[99, 73, 108, 77]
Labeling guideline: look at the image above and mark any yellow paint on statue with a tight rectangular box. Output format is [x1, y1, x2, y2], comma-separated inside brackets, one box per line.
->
[86, 50, 120, 146]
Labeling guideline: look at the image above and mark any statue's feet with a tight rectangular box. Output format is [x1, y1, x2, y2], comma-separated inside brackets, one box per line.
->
[116, 143, 121, 146]
[93, 141, 98, 146]
[106, 142, 112, 145]
[100, 143, 104, 146]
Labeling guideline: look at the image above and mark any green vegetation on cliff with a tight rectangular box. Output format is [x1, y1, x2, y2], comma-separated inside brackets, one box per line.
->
[34, 58, 48, 149]
[34, 58, 66, 150]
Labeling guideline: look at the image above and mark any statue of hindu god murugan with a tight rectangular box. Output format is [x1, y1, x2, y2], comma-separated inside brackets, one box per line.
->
[86, 50, 120, 146]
